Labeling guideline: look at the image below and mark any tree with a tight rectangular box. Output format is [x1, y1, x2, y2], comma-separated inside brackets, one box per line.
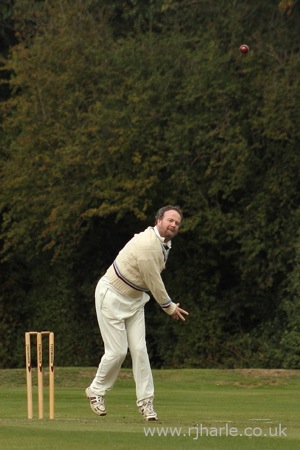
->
[1, 0, 300, 368]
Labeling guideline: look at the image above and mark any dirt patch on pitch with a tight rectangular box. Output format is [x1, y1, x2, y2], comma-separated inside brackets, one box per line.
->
[215, 368, 300, 388]
[231, 369, 300, 378]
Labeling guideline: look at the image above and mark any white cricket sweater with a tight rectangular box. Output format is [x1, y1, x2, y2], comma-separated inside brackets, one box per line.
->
[106, 227, 177, 315]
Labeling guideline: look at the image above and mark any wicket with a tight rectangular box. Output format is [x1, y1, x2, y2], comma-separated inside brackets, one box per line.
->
[25, 331, 55, 419]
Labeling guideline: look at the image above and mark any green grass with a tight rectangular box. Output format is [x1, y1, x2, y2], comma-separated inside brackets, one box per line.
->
[0, 368, 299, 449]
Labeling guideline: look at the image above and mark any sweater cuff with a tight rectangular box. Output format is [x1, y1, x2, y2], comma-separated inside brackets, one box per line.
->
[161, 301, 177, 315]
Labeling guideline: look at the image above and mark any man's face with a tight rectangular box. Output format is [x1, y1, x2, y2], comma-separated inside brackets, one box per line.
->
[156, 210, 182, 242]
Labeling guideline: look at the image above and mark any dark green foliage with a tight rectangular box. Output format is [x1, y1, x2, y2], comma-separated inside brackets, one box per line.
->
[1, 0, 300, 368]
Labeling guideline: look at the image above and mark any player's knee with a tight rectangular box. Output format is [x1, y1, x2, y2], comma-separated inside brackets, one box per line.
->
[108, 348, 127, 364]
[130, 341, 148, 358]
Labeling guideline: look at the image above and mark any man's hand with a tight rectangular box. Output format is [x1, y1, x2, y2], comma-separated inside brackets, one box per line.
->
[171, 303, 189, 321]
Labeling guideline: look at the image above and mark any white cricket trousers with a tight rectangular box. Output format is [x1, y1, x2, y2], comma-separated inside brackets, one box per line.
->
[90, 278, 154, 403]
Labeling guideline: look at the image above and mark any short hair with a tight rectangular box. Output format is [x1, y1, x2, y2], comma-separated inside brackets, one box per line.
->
[155, 205, 183, 223]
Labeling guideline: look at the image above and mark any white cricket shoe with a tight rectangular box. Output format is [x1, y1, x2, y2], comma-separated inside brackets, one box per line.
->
[138, 398, 158, 421]
[85, 387, 106, 416]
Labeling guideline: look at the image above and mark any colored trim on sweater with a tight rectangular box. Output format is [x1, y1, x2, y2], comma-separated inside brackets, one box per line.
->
[113, 260, 150, 292]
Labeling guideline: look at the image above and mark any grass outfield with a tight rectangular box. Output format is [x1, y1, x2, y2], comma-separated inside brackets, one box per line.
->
[0, 367, 299, 449]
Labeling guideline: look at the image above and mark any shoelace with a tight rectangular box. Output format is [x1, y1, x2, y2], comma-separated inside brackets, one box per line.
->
[144, 400, 155, 414]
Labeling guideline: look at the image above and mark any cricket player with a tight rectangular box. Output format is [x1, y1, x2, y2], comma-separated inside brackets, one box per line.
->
[85, 205, 189, 420]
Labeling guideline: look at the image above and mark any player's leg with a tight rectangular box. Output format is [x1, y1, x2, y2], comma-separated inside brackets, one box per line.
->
[86, 282, 128, 415]
[91, 283, 128, 394]
[126, 307, 157, 420]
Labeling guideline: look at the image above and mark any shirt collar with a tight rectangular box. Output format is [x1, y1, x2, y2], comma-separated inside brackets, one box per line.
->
[153, 226, 172, 249]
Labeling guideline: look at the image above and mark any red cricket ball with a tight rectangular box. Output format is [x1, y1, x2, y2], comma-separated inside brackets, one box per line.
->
[240, 44, 250, 54]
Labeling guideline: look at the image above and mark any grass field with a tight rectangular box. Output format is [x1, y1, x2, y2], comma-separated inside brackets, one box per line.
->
[0, 367, 299, 449]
